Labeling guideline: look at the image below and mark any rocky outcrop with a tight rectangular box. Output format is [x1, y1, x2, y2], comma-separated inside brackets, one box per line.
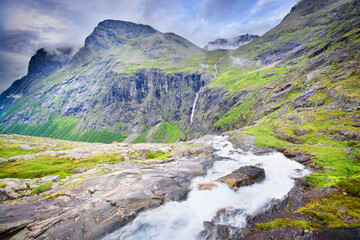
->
[0, 138, 216, 239]
[216, 166, 265, 190]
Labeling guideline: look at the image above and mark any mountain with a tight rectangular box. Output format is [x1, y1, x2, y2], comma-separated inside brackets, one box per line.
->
[0, 47, 77, 116]
[0, 20, 220, 143]
[204, 34, 259, 51]
[0, 0, 359, 238]
[0, 0, 359, 145]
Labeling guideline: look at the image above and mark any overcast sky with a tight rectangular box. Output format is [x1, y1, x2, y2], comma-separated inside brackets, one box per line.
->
[0, 0, 298, 93]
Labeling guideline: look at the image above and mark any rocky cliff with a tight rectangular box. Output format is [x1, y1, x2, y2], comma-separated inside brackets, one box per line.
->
[0, 0, 359, 146]
[0, 20, 216, 143]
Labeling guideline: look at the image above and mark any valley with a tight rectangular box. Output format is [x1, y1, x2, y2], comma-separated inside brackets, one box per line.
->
[0, 0, 359, 239]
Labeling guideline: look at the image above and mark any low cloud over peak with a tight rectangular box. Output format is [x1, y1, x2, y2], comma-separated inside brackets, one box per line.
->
[0, 0, 298, 93]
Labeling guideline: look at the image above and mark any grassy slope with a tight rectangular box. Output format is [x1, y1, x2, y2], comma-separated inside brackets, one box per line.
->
[209, 0, 360, 230]
[0, 134, 175, 180]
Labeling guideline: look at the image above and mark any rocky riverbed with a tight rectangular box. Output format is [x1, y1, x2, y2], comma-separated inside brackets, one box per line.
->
[0, 134, 359, 239]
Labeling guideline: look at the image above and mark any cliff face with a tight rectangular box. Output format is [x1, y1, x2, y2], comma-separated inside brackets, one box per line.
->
[0, 47, 76, 117]
[0, 20, 213, 143]
[0, 0, 359, 144]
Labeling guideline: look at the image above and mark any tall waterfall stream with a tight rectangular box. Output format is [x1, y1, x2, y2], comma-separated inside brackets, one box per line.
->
[103, 136, 309, 240]
[190, 92, 199, 123]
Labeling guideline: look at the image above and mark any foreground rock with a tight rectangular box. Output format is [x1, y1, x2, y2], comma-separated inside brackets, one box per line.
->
[216, 166, 265, 190]
[0, 138, 216, 239]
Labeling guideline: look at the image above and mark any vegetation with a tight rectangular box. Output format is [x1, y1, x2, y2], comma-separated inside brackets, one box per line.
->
[0, 153, 125, 179]
[0, 147, 41, 158]
[255, 218, 323, 231]
[145, 150, 172, 160]
[133, 122, 181, 143]
[31, 182, 53, 195]
[0, 115, 126, 144]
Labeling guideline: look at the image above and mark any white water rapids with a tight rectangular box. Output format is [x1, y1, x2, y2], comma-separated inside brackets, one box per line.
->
[103, 136, 309, 240]
[190, 92, 199, 122]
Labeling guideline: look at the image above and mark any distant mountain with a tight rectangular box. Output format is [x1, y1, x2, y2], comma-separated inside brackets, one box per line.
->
[204, 34, 259, 51]
[0, 0, 359, 146]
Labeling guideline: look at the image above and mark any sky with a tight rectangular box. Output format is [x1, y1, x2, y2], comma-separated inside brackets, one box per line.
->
[0, 0, 298, 93]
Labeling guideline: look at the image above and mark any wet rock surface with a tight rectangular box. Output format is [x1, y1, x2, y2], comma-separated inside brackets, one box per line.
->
[216, 166, 266, 190]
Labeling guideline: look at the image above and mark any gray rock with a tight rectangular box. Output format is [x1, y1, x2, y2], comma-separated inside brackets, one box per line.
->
[216, 166, 266, 190]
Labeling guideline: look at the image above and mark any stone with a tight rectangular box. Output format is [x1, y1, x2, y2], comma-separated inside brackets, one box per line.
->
[216, 166, 265, 190]
[198, 184, 217, 190]
[293, 155, 311, 164]
[70, 168, 88, 174]
[41, 175, 60, 183]
[293, 128, 308, 136]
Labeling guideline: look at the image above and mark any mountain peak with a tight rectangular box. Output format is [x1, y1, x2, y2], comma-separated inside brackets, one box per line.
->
[204, 34, 259, 51]
[84, 20, 158, 50]
[281, 0, 342, 24]
[27, 47, 76, 77]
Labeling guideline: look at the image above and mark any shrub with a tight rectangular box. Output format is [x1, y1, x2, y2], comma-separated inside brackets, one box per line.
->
[31, 182, 53, 195]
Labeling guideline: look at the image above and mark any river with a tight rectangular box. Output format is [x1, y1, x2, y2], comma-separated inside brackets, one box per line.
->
[103, 136, 309, 240]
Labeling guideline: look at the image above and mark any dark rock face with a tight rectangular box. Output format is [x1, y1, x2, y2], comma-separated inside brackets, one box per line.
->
[0, 47, 76, 117]
[27, 47, 75, 77]
[216, 166, 265, 190]
[291, 90, 316, 109]
[198, 208, 244, 240]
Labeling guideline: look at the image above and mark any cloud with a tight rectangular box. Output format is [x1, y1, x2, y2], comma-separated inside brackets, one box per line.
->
[0, 30, 40, 54]
[0, 0, 299, 93]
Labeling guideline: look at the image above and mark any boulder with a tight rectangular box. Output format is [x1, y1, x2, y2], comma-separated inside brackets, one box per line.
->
[216, 166, 265, 190]
[198, 184, 217, 190]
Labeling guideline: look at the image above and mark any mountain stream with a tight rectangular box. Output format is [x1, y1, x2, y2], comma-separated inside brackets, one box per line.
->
[190, 92, 200, 123]
[103, 136, 309, 240]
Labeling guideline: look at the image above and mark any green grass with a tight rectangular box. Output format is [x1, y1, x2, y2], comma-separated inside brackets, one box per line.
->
[134, 122, 181, 143]
[0, 153, 125, 179]
[133, 129, 149, 143]
[145, 150, 172, 160]
[294, 191, 360, 228]
[31, 182, 53, 195]
[0, 147, 41, 158]
[0, 115, 126, 144]
[242, 121, 292, 148]
[214, 98, 255, 131]
[255, 218, 323, 231]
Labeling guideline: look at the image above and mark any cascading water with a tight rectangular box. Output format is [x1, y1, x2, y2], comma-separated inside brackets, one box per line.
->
[190, 92, 199, 122]
[103, 136, 309, 240]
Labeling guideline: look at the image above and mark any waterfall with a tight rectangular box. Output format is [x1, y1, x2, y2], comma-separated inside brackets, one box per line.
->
[190, 92, 199, 123]
[102, 136, 310, 240]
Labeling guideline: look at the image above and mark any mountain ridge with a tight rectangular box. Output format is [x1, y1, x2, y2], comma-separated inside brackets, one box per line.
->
[0, 0, 359, 144]
[0, 0, 359, 238]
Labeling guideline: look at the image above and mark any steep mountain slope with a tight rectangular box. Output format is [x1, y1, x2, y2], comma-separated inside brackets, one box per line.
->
[192, 0, 359, 134]
[190, 0, 360, 234]
[0, 47, 77, 116]
[0, 0, 359, 147]
[204, 34, 259, 51]
[0, 20, 224, 143]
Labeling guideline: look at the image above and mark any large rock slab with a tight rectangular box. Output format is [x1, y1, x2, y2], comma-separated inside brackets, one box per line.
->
[0, 140, 216, 240]
[216, 166, 265, 190]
